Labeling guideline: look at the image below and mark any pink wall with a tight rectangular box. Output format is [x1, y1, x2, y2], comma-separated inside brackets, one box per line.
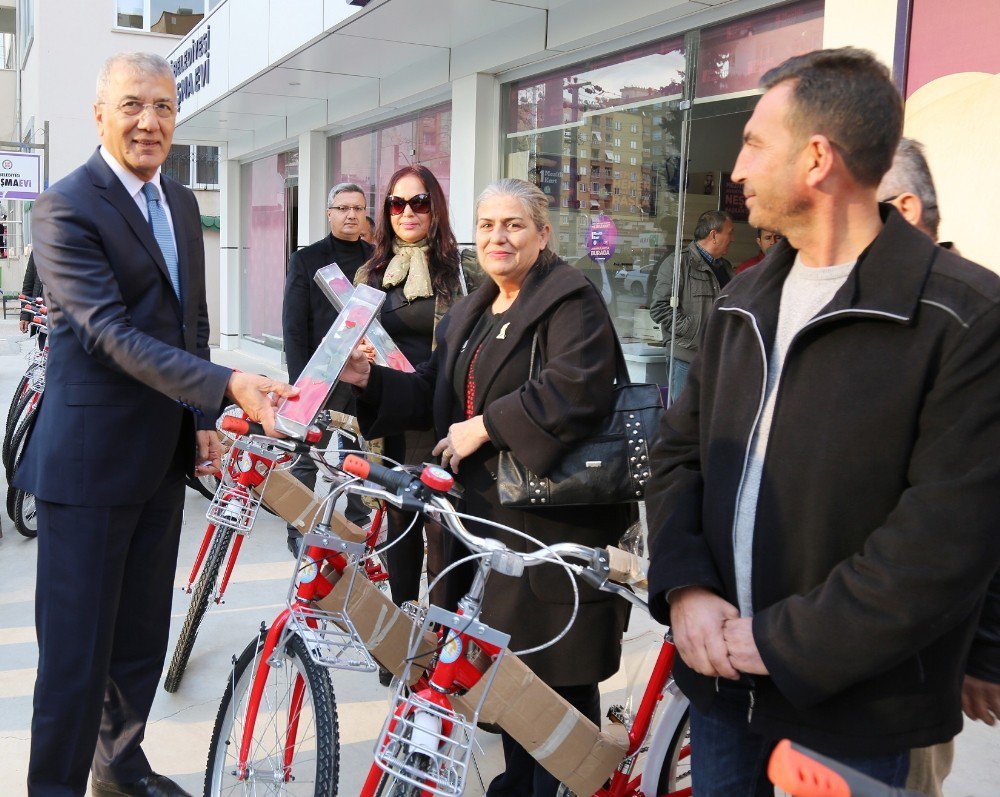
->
[907, 0, 1000, 97]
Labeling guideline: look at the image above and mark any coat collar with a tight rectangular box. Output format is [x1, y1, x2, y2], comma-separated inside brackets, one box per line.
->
[719, 204, 939, 346]
[86, 148, 185, 316]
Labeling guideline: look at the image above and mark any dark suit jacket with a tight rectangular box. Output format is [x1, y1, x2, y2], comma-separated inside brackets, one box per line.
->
[14, 149, 231, 506]
[282, 233, 374, 383]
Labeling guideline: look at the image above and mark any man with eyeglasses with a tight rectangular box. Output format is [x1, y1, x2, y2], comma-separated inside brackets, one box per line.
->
[16, 53, 296, 797]
[281, 182, 373, 555]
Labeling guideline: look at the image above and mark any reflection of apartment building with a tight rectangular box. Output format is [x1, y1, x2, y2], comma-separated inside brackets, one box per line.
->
[151, 10, 204, 35]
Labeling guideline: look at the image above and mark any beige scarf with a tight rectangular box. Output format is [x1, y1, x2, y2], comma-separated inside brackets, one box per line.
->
[382, 238, 434, 301]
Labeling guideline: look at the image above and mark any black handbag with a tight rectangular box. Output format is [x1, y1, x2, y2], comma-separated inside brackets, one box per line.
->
[496, 328, 664, 508]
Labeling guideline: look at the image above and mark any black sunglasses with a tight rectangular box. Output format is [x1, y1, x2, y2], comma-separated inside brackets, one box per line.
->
[386, 193, 431, 216]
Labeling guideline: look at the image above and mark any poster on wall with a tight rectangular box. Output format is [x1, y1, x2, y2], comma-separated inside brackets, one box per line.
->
[586, 215, 617, 263]
[720, 172, 749, 223]
[0, 152, 42, 200]
[536, 153, 562, 208]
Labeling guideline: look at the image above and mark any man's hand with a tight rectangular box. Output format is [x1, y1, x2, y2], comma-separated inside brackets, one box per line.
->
[432, 416, 490, 473]
[669, 586, 740, 679]
[194, 429, 223, 476]
[723, 617, 769, 675]
[224, 372, 298, 437]
[962, 675, 1000, 725]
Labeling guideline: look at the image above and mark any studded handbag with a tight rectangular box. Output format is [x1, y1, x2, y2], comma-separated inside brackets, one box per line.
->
[496, 328, 664, 508]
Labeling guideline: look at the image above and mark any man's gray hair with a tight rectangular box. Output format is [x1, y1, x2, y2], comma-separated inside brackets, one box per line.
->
[878, 137, 940, 239]
[693, 210, 731, 242]
[327, 183, 366, 207]
[96, 53, 174, 102]
[476, 178, 550, 232]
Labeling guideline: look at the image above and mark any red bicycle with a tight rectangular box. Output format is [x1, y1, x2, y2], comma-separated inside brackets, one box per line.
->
[203, 444, 691, 797]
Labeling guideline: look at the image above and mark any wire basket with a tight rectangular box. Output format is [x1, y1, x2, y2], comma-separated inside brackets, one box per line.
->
[282, 533, 377, 672]
[27, 363, 45, 393]
[373, 605, 511, 797]
[205, 438, 275, 533]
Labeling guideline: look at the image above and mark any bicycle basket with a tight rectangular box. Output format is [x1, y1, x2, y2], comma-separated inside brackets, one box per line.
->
[205, 438, 276, 533]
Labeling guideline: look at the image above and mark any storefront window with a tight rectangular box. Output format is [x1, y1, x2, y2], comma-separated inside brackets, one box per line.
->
[241, 151, 297, 348]
[116, 0, 208, 36]
[329, 104, 452, 219]
[503, 39, 686, 344]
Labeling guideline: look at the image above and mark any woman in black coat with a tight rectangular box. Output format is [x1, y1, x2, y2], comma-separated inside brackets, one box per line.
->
[343, 178, 631, 795]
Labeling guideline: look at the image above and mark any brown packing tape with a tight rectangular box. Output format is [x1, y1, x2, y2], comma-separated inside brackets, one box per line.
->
[314, 566, 436, 685]
[251, 467, 368, 543]
[453, 653, 629, 794]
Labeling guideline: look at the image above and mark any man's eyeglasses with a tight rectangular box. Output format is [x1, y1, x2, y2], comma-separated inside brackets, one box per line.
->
[112, 100, 176, 118]
[328, 205, 365, 214]
[386, 193, 431, 216]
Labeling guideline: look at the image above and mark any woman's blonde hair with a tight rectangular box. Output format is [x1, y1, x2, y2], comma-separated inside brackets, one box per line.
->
[476, 178, 550, 233]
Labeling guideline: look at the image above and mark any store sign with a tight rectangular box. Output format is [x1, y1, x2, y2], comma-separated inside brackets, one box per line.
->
[721, 173, 749, 223]
[171, 25, 211, 111]
[0, 152, 41, 200]
[586, 215, 617, 263]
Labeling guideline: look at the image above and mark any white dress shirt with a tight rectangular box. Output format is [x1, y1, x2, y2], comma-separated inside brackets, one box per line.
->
[99, 145, 176, 243]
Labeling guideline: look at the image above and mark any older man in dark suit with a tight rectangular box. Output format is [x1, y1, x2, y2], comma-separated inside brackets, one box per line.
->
[281, 181, 374, 555]
[14, 52, 295, 797]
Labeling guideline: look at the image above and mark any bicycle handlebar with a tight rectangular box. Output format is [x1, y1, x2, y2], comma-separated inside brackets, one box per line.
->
[768, 740, 923, 797]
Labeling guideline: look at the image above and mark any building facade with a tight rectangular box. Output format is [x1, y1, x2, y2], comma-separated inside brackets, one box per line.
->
[152, 0, 996, 378]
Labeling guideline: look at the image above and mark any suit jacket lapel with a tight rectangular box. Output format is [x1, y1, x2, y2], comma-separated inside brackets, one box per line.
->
[87, 151, 181, 316]
[160, 176, 188, 316]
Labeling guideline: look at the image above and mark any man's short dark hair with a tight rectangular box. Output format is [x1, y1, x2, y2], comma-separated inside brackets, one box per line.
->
[879, 138, 941, 239]
[694, 210, 731, 242]
[760, 47, 903, 187]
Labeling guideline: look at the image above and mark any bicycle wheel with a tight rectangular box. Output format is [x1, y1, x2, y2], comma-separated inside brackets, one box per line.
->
[5, 373, 29, 434]
[3, 388, 36, 472]
[13, 489, 37, 538]
[5, 391, 39, 477]
[204, 630, 339, 796]
[184, 471, 220, 501]
[657, 709, 691, 796]
[163, 524, 234, 693]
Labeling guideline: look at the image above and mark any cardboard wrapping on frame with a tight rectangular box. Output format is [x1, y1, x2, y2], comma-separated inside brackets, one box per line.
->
[315, 566, 437, 686]
[452, 653, 629, 794]
[251, 467, 368, 543]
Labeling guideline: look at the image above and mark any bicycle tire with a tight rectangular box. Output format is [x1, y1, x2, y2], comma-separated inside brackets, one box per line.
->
[371, 725, 435, 797]
[656, 709, 691, 796]
[163, 524, 234, 693]
[204, 630, 339, 796]
[184, 471, 219, 501]
[3, 388, 35, 472]
[5, 391, 38, 476]
[13, 488, 37, 538]
[5, 374, 29, 434]
[6, 483, 17, 524]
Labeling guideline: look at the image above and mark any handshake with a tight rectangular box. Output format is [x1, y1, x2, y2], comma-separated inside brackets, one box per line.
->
[669, 586, 770, 680]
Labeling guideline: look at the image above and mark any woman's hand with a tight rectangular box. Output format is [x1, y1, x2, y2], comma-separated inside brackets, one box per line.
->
[433, 416, 490, 472]
[339, 346, 373, 389]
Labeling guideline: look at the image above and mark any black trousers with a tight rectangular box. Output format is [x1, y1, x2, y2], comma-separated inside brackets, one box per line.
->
[486, 682, 602, 797]
[28, 467, 186, 797]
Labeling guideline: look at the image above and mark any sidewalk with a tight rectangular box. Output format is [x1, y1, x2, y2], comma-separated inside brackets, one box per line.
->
[0, 324, 996, 795]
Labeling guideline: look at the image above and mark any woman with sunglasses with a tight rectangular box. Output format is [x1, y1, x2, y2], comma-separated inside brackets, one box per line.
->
[356, 164, 465, 637]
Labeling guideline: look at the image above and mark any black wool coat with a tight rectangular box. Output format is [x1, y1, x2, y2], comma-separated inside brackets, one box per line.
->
[358, 252, 632, 686]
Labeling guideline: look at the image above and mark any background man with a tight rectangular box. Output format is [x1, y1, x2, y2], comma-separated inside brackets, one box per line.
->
[649, 209, 734, 401]
[361, 214, 376, 243]
[878, 136, 1000, 797]
[647, 48, 1000, 794]
[282, 182, 373, 556]
[736, 227, 782, 273]
[14, 52, 294, 797]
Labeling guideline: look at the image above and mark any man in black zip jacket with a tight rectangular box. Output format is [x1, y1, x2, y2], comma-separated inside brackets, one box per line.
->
[647, 48, 1000, 794]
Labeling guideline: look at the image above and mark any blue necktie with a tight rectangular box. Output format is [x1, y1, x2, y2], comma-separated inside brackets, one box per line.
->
[141, 182, 180, 300]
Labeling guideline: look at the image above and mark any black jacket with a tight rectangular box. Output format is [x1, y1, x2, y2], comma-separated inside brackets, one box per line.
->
[282, 233, 374, 383]
[357, 252, 631, 686]
[647, 207, 1000, 755]
[20, 253, 42, 322]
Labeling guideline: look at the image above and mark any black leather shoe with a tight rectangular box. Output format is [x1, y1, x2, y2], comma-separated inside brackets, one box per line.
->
[287, 534, 303, 558]
[91, 773, 192, 797]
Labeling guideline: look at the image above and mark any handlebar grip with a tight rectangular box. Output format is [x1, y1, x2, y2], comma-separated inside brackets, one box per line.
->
[343, 454, 421, 494]
[220, 416, 265, 437]
[768, 740, 920, 797]
[605, 546, 648, 588]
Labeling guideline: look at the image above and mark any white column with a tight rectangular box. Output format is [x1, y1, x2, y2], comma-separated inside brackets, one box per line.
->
[449, 73, 501, 244]
[218, 149, 241, 351]
[298, 130, 329, 248]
